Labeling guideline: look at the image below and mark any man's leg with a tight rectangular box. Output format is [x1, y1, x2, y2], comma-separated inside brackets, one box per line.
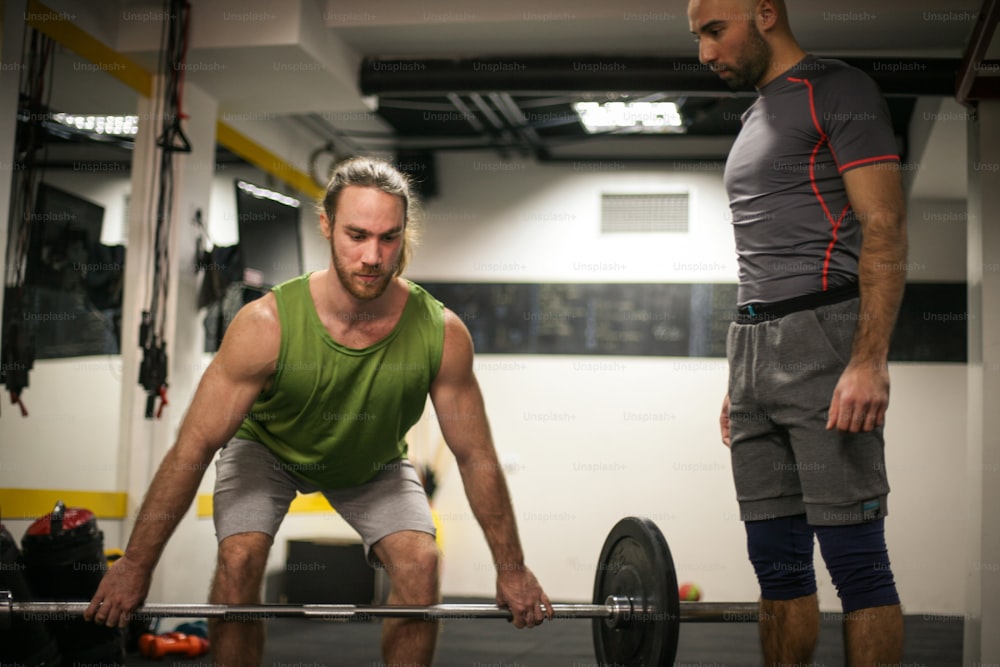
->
[815, 520, 903, 667]
[745, 515, 819, 666]
[844, 604, 904, 666]
[372, 530, 441, 667]
[760, 593, 819, 666]
[208, 531, 272, 667]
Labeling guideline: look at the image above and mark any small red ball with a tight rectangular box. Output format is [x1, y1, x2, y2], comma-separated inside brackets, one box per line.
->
[678, 582, 702, 601]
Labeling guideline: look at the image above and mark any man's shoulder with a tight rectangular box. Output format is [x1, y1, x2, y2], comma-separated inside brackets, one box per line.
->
[217, 292, 281, 373]
[805, 56, 879, 91]
[235, 292, 281, 334]
[401, 278, 445, 312]
[271, 273, 311, 297]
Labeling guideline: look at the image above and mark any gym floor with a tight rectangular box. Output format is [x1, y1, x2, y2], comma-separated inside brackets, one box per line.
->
[125, 603, 965, 666]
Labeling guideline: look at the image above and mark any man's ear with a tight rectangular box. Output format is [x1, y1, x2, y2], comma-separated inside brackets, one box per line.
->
[319, 211, 333, 240]
[755, 0, 778, 32]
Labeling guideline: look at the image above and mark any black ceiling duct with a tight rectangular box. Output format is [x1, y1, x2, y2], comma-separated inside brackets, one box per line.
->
[360, 56, 963, 98]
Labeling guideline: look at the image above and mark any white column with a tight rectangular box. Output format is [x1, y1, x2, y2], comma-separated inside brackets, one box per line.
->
[965, 99, 1000, 662]
[153, 82, 219, 603]
[116, 79, 161, 541]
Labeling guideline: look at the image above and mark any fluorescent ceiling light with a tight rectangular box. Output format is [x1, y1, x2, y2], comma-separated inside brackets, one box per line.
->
[237, 180, 301, 208]
[573, 101, 685, 134]
[51, 113, 139, 137]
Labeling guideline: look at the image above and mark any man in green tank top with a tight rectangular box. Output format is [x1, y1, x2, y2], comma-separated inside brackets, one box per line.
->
[85, 157, 552, 665]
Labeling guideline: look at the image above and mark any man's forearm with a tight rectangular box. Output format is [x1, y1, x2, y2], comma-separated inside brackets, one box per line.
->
[457, 451, 525, 571]
[123, 441, 215, 570]
[852, 211, 908, 366]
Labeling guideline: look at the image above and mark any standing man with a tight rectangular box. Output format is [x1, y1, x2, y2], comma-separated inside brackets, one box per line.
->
[84, 156, 553, 666]
[688, 1, 907, 665]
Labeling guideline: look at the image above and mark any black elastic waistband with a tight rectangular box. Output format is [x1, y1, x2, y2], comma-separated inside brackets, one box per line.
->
[736, 282, 859, 323]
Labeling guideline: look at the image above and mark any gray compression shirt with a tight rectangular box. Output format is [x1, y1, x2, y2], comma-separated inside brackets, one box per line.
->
[723, 55, 900, 306]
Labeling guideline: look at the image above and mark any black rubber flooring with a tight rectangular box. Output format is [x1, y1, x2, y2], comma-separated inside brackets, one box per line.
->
[122, 602, 965, 666]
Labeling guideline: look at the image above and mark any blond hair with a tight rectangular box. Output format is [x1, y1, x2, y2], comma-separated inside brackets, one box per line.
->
[320, 156, 421, 277]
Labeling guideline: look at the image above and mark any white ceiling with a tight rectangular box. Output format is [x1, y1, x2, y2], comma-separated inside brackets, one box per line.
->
[33, 0, 995, 199]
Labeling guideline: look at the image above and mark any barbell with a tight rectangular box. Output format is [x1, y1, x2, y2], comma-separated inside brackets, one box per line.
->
[1, 516, 760, 666]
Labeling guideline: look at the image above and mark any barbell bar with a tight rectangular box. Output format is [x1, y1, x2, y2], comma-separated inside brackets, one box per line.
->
[0, 594, 633, 622]
[1, 517, 762, 666]
[0, 592, 758, 624]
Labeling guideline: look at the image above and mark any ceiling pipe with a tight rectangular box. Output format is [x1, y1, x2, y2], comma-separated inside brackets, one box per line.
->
[489, 92, 550, 161]
[445, 93, 486, 133]
[360, 56, 963, 97]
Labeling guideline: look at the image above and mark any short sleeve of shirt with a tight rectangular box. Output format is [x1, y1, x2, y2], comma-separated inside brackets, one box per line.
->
[816, 65, 900, 174]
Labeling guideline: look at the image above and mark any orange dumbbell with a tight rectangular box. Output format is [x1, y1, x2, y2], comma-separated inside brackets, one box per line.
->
[138, 631, 209, 659]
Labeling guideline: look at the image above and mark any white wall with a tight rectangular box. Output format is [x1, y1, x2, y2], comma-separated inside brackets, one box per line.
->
[1, 148, 970, 616]
[906, 198, 968, 281]
[412, 157, 737, 283]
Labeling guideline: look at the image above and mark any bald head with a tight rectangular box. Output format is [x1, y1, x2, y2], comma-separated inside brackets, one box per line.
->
[688, 0, 804, 89]
[688, 0, 792, 39]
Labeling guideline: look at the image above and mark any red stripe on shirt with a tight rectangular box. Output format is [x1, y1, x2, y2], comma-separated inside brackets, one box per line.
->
[822, 205, 851, 290]
[787, 76, 871, 291]
[839, 154, 900, 173]
[787, 77, 836, 289]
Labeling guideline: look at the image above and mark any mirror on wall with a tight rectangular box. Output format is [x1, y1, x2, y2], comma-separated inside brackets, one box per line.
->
[1, 36, 307, 363]
[4, 43, 137, 365]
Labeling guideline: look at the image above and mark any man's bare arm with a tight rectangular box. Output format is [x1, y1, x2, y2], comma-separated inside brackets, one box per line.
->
[826, 163, 908, 433]
[429, 309, 552, 628]
[86, 296, 280, 626]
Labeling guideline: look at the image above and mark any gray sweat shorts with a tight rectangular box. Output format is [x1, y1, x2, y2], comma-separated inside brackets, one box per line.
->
[212, 438, 437, 563]
[726, 297, 890, 526]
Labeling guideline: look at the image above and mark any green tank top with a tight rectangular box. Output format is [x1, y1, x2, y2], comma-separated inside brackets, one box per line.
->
[234, 275, 445, 488]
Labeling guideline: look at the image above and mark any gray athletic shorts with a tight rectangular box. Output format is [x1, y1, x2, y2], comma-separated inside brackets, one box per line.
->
[213, 438, 436, 563]
[726, 297, 890, 526]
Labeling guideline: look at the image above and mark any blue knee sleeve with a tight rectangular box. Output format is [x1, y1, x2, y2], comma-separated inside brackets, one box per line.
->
[814, 519, 900, 613]
[745, 514, 817, 600]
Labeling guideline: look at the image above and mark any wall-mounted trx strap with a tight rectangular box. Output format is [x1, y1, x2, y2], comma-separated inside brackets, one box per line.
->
[138, 0, 192, 419]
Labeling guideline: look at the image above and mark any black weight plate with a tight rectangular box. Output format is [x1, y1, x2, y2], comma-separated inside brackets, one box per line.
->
[592, 516, 679, 666]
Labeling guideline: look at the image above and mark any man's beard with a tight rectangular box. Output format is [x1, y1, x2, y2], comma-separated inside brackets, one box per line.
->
[720, 24, 772, 91]
[332, 246, 395, 301]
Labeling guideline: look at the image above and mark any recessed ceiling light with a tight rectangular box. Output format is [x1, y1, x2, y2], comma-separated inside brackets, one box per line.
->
[51, 113, 139, 137]
[237, 180, 301, 208]
[573, 101, 685, 134]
